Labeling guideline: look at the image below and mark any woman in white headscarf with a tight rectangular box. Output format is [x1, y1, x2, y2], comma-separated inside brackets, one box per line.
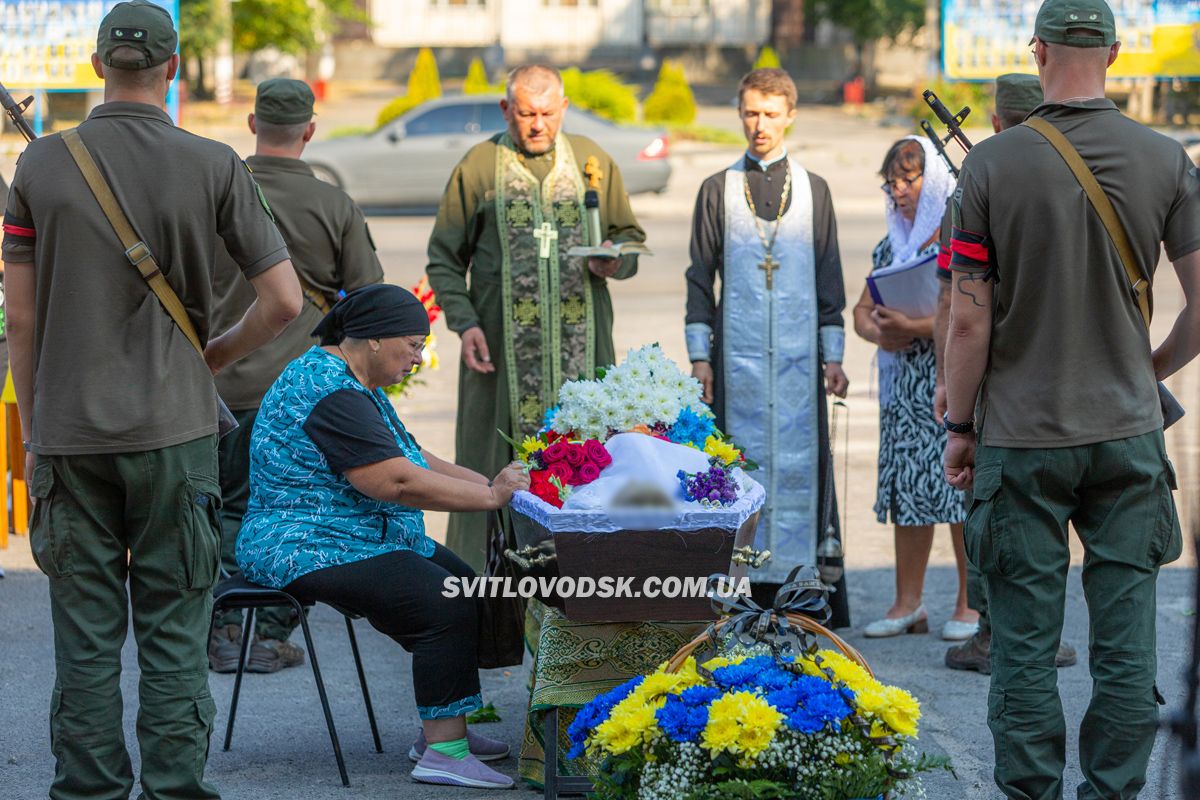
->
[853, 136, 977, 641]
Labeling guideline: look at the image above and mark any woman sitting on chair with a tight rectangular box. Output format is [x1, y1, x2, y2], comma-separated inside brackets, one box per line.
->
[237, 284, 528, 790]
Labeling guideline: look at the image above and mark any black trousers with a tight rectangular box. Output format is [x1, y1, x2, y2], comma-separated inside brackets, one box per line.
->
[287, 543, 482, 718]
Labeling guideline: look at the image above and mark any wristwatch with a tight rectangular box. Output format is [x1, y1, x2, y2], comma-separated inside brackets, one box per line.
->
[942, 412, 974, 435]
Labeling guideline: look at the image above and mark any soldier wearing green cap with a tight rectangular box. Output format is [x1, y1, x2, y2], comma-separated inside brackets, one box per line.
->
[933, 73, 1077, 676]
[207, 78, 384, 675]
[1, 2, 303, 798]
[942, 0, 1200, 797]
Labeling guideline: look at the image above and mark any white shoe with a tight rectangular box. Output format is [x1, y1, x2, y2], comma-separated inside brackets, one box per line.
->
[863, 605, 929, 638]
[941, 619, 979, 641]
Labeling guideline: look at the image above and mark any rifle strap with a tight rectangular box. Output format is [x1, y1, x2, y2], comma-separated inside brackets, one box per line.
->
[296, 273, 333, 315]
[1022, 116, 1151, 330]
[61, 128, 205, 355]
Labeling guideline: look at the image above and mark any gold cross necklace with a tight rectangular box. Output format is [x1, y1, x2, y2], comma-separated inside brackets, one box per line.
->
[743, 162, 792, 290]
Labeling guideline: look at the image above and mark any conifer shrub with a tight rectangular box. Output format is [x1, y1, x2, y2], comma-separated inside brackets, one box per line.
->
[376, 47, 443, 128]
[752, 45, 782, 70]
[643, 59, 696, 125]
[463, 57, 492, 95]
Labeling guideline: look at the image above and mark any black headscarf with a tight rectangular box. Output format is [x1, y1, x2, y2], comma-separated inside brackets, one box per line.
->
[312, 284, 430, 346]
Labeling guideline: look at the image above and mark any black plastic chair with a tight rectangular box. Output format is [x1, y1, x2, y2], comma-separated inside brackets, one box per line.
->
[211, 574, 383, 786]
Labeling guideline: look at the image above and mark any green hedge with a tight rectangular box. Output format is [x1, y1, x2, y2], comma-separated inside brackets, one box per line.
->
[643, 60, 696, 125]
[562, 67, 638, 124]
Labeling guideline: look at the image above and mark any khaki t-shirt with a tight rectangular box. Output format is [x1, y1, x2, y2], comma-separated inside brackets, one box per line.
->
[951, 99, 1200, 447]
[1, 102, 289, 455]
[212, 155, 384, 410]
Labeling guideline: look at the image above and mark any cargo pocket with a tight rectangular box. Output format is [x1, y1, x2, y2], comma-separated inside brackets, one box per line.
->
[178, 473, 222, 591]
[194, 691, 217, 769]
[965, 462, 1004, 577]
[29, 460, 72, 579]
[1151, 457, 1183, 567]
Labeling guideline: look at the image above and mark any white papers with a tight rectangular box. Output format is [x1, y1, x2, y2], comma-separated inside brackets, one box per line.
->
[866, 251, 939, 318]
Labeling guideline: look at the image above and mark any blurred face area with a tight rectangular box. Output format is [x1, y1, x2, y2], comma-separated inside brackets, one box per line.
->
[501, 82, 568, 155]
[370, 336, 426, 388]
[739, 89, 797, 160]
[884, 165, 924, 222]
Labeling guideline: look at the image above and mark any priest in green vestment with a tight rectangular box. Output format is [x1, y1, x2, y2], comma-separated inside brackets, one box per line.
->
[426, 64, 647, 570]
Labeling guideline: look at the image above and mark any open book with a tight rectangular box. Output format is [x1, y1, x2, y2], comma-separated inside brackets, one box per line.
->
[566, 242, 653, 259]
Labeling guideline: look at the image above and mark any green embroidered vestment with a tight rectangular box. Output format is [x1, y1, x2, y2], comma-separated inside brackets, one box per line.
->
[426, 132, 646, 570]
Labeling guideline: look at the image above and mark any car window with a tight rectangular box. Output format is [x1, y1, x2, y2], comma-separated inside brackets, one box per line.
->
[405, 104, 478, 136]
[563, 108, 614, 137]
[479, 102, 506, 133]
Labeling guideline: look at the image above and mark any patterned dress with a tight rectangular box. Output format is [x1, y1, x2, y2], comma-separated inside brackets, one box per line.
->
[870, 237, 966, 527]
[237, 347, 435, 588]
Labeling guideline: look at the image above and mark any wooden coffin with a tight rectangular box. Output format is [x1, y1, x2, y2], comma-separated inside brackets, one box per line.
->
[510, 510, 760, 623]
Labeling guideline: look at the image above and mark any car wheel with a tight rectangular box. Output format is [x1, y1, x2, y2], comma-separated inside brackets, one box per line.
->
[310, 164, 342, 187]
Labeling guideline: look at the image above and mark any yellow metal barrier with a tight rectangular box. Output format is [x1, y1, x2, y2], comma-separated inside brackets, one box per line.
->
[1, 369, 28, 548]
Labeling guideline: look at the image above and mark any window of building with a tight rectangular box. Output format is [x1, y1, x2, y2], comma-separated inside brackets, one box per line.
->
[648, 0, 709, 9]
[542, 0, 599, 7]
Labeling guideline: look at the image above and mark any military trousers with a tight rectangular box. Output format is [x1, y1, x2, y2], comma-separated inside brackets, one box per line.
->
[967, 429, 1180, 800]
[213, 407, 294, 640]
[29, 435, 223, 800]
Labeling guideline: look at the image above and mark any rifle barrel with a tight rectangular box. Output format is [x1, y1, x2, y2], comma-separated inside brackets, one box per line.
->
[0, 80, 36, 142]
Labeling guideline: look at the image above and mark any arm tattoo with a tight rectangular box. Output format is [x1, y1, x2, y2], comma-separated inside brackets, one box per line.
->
[956, 273, 985, 308]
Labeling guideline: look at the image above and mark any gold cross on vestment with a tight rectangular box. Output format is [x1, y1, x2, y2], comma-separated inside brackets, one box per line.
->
[759, 255, 780, 290]
[584, 156, 604, 190]
[533, 222, 558, 260]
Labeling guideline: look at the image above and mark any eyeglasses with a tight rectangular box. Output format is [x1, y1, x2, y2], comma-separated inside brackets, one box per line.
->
[881, 171, 923, 195]
[405, 337, 428, 354]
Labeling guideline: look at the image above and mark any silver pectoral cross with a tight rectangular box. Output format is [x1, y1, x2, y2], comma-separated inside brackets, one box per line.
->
[759, 255, 780, 290]
[533, 222, 558, 260]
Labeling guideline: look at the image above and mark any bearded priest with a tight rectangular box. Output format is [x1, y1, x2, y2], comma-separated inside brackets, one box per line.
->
[426, 64, 647, 570]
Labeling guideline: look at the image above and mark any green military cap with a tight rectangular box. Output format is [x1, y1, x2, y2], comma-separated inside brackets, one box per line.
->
[96, 1, 178, 70]
[1031, 0, 1117, 48]
[254, 78, 316, 124]
[995, 73, 1043, 114]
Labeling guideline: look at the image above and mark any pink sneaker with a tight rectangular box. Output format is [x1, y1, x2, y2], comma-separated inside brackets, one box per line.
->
[411, 749, 514, 789]
[408, 729, 510, 763]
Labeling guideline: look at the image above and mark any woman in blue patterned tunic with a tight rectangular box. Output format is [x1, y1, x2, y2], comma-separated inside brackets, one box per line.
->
[237, 285, 528, 790]
[852, 137, 976, 642]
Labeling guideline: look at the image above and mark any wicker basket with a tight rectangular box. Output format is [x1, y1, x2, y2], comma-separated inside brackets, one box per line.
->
[664, 611, 872, 676]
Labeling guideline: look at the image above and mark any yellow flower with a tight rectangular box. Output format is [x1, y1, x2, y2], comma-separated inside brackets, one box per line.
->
[879, 686, 921, 738]
[670, 657, 706, 691]
[519, 436, 547, 458]
[701, 692, 782, 761]
[634, 671, 683, 701]
[806, 650, 878, 694]
[703, 435, 741, 466]
[701, 652, 748, 672]
[701, 707, 741, 753]
[853, 683, 921, 739]
[591, 697, 663, 755]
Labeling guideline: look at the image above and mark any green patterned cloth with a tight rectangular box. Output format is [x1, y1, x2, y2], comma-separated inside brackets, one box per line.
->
[494, 132, 592, 436]
[518, 599, 707, 788]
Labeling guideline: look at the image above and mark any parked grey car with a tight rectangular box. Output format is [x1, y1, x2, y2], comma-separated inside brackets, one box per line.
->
[303, 95, 672, 211]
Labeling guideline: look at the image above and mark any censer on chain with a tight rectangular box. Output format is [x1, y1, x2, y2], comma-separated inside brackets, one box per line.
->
[816, 400, 848, 585]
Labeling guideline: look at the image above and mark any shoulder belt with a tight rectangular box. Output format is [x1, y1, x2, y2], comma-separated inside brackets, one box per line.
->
[60, 127, 204, 355]
[1022, 116, 1151, 330]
